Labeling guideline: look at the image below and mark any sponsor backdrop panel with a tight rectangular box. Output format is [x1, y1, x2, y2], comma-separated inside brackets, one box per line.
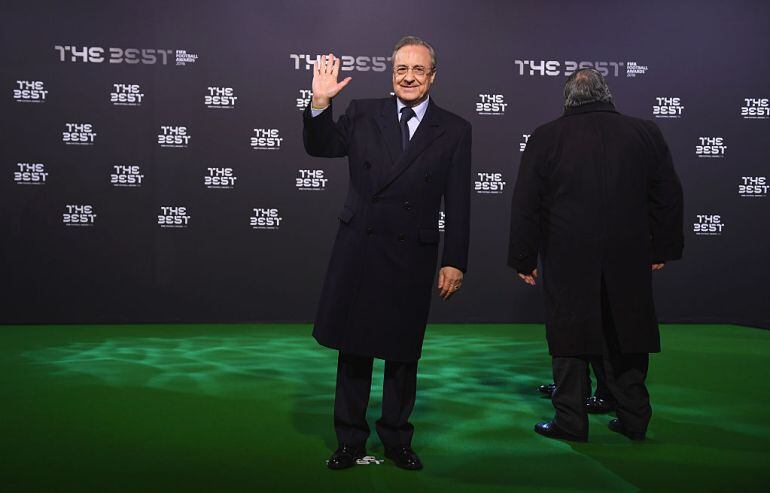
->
[1, 0, 768, 326]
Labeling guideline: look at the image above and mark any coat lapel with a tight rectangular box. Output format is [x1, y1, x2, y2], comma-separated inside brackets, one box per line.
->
[375, 98, 445, 194]
[374, 97, 403, 167]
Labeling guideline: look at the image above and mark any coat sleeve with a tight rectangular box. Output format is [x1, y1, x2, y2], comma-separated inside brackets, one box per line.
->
[302, 99, 356, 158]
[646, 122, 684, 262]
[507, 130, 546, 274]
[441, 122, 472, 273]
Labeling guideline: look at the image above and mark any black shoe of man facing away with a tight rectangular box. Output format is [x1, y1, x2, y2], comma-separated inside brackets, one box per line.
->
[534, 421, 588, 442]
[586, 395, 617, 414]
[608, 418, 646, 441]
[538, 383, 556, 396]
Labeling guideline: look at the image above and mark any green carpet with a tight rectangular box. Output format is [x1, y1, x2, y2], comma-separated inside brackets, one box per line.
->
[1, 324, 769, 492]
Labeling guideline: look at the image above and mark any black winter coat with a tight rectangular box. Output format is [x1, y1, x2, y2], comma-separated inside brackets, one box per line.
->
[304, 97, 472, 361]
[508, 102, 683, 356]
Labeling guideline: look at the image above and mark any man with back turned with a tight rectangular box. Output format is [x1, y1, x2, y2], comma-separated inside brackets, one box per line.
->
[303, 36, 472, 469]
[508, 69, 683, 441]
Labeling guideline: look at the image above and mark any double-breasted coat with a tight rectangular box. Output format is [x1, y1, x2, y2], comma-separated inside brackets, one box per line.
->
[303, 97, 472, 362]
[507, 102, 683, 356]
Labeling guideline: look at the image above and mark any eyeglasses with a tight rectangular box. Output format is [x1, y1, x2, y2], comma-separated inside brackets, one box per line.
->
[393, 65, 434, 78]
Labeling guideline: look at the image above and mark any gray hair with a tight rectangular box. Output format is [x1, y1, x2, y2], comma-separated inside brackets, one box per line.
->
[564, 68, 613, 107]
[392, 35, 437, 71]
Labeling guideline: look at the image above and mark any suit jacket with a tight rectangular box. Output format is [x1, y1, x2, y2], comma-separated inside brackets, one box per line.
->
[508, 101, 683, 356]
[303, 97, 472, 361]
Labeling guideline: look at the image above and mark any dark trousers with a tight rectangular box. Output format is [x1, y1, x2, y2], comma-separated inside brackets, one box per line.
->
[587, 356, 614, 401]
[333, 351, 418, 449]
[551, 280, 652, 437]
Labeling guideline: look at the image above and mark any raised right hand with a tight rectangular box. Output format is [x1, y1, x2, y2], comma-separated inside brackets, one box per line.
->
[311, 53, 352, 109]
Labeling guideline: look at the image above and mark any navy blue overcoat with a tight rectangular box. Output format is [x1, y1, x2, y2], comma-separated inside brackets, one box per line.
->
[303, 97, 472, 361]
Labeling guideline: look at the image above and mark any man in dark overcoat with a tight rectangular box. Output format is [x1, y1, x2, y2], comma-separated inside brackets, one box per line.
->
[508, 68, 683, 442]
[303, 36, 471, 469]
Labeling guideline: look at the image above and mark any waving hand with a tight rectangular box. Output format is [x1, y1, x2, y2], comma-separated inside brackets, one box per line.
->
[311, 53, 352, 109]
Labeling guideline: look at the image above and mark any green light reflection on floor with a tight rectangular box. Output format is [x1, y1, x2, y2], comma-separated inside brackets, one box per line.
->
[14, 324, 770, 492]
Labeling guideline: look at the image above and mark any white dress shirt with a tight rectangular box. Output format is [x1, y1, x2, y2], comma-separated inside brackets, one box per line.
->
[396, 96, 429, 140]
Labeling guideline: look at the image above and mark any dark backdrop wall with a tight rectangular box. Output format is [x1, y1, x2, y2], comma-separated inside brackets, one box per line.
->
[1, 0, 768, 327]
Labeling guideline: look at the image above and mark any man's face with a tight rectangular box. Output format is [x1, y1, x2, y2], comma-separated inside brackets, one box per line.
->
[392, 45, 435, 106]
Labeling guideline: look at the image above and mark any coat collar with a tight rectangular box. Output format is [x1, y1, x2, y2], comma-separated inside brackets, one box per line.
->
[562, 101, 618, 117]
[374, 96, 445, 194]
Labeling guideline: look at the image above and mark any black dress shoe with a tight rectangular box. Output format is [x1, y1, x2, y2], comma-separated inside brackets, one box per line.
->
[327, 445, 366, 470]
[385, 445, 423, 470]
[534, 421, 587, 442]
[538, 383, 556, 396]
[585, 395, 617, 414]
[608, 418, 646, 441]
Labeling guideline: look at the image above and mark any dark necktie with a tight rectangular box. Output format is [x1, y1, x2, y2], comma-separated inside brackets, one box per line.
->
[399, 106, 416, 151]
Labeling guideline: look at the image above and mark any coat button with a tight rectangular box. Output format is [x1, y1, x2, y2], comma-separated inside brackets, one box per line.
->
[364, 162, 372, 169]
[371, 196, 379, 203]
[366, 227, 374, 235]
[425, 173, 432, 182]
[403, 201, 412, 211]
[398, 233, 406, 242]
